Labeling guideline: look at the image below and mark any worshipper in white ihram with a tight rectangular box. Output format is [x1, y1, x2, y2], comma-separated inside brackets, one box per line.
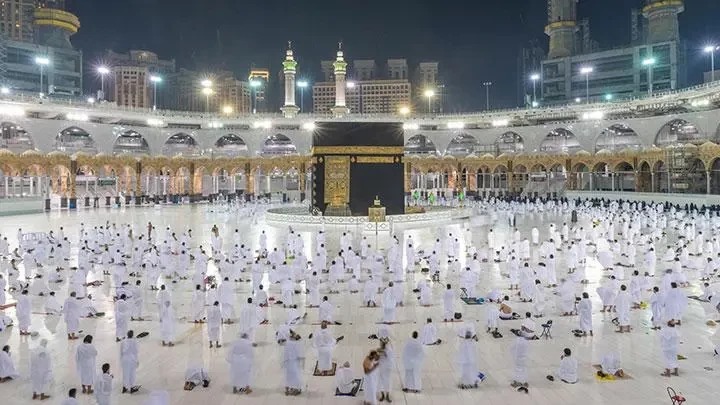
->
[335, 361, 360, 396]
[510, 336, 530, 392]
[120, 330, 140, 394]
[227, 333, 254, 394]
[402, 331, 425, 393]
[160, 300, 176, 346]
[660, 320, 681, 377]
[60, 388, 79, 405]
[29, 340, 53, 400]
[207, 301, 222, 348]
[556, 348, 578, 384]
[311, 321, 343, 375]
[282, 332, 304, 396]
[362, 351, 381, 405]
[457, 330, 481, 389]
[377, 327, 394, 402]
[0, 345, 20, 382]
[94, 363, 113, 405]
[76, 335, 98, 394]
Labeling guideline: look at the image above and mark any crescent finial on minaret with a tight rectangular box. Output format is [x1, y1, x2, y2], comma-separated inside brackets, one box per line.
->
[288, 40, 292, 49]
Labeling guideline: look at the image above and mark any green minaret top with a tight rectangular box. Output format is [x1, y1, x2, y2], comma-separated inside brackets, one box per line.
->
[333, 42, 347, 74]
[282, 41, 297, 73]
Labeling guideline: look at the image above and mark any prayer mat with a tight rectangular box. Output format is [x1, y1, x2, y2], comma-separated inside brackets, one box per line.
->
[137, 332, 150, 339]
[677, 355, 687, 360]
[688, 296, 710, 302]
[313, 361, 337, 376]
[0, 303, 16, 310]
[461, 297, 485, 305]
[335, 379, 363, 396]
[375, 321, 401, 325]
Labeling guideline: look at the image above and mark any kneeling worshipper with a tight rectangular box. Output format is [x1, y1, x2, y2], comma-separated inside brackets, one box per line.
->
[552, 348, 578, 384]
[0, 345, 20, 382]
[335, 361, 362, 396]
[420, 318, 442, 345]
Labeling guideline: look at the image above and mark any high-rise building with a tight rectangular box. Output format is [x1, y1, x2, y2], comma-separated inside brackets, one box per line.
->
[313, 79, 411, 115]
[105, 50, 175, 108]
[216, 73, 251, 114]
[517, 41, 545, 106]
[0, 0, 35, 42]
[541, 0, 686, 103]
[320, 60, 334, 82]
[387, 58, 408, 80]
[413, 61, 440, 112]
[248, 68, 270, 113]
[353, 59, 376, 80]
[166, 68, 250, 113]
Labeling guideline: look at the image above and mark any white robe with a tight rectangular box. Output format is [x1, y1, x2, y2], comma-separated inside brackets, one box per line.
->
[0, 351, 19, 379]
[558, 356, 578, 383]
[75, 343, 97, 385]
[94, 372, 113, 405]
[457, 339, 478, 385]
[282, 340, 304, 389]
[312, 328, 336, 371]
[160, 305, 176, 342]
[30, 348, 52, 392]
[510, 336, 529, 383]
[401, 338, 425, 391]
[659, 327, 680, 369]
[120, 338, 139, 388]
[207, 305, 222, 341]
[227, 338, 254, 388]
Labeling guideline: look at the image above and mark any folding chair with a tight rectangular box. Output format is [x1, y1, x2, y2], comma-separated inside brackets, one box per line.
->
[540, 320, 553, 339]
[667, 387, 686, 405]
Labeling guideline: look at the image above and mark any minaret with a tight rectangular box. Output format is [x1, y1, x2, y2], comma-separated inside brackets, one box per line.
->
[545, 0, 577, 59]
[330, 42, 349, 117]
[643, 0, 684, 44]
[280, 41, 300, 118]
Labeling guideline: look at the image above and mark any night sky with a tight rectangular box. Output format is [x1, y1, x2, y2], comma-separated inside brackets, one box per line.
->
[66, 0, 719, 111]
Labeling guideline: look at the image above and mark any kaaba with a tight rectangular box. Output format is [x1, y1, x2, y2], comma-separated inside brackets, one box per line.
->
[311, 122, 405, 216]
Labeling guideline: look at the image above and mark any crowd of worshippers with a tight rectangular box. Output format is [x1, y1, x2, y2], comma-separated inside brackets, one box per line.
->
[0, 195, 719, 403]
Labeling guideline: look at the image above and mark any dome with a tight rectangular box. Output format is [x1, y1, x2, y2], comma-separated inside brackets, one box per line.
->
[595, 124, 642, 153]
[404, 134, 438, 155]
[261, 133, 297, 156]
[54, 126, 97, 154]
[655, 119, 702, 147]
[161, 133, 200, 157]
[213, 134, 248, 157]
[112, 130, 150, 155]
[539, 128, 580, 154]
[495, 131, 524, 155]
[0, 121, 34, 153]
[445, 133, 478, 157]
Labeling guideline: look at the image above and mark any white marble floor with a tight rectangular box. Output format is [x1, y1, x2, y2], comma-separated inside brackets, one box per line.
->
[0, 204, 719, 405]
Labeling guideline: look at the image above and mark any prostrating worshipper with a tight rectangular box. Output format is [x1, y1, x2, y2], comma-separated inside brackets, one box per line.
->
[377, 327, 394, 402]
[16, 289, 31, 335]
[401, 331, 425, 393]
[443, 284, 455, 321]
[282, 331, 305, 396]
[660, 320, 681, 377]
[227, 333, 254, 394]
[335, 361, 361, 397]
[183, 366, 210, 391]
[381, 282, 398, 324]
[457, 330, 481, 389]
[94, 363, 113, 405]
[60, 388, 79, 405]
[0, 345, 20, 382]
[420, 318, 442, 345]
[555, 348, 578, 384]
[510, 335, 530, 392]
[311, 321, 343, 375]
[577, 292, 593, 336]
[120, 330, 140, 394]
[29, 340, 52, 400]
[359, 351, 381, 405]
[597, 352, 624, 378]
[614, 285, 632, 333]
[160, 300, 176, 347]
[207, 301, 222, 348]
[76, 335, 98, 394]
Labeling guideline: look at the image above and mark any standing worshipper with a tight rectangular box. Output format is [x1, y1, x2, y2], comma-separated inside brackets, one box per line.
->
[377, 327, 394, 402]
[115, 295, 130, 342]
[382, 282, 397, 324]
[94, 363, 113, 405]
[443, 284, 455, 322]
[615, 285, 632, 333]
[29, 340, 52, 400]
[76, 335, 98, 394]
[650, 286, 664, 330]
[660, 320, 681, 377]
[457, 330, 480, 389]
[120, 330, 140, 394]
[401, 331, 425, 393]
[191, 285, 206, 323]
[664, 282, 688, 324]
[207, 301, 222, 348]
[510, 335, 530, 391]
[63, 292, 81, 340]
[282, 332, 304, 396]
[0, 345, 20, 382]
[160, 300, 176, 347]
[16, 289, 31, 335]
[578, 292, 593, 336]
[362, 351, 381, 405]
[227, 333, 254, 394]
[311, 321, 342, 375]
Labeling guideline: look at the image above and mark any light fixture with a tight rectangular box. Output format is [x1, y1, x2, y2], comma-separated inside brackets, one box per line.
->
[201, 79, 212, 88]
[399, 106, 410, 116]
[575, 97, 582, 103]
[0, 87, 9, 95]
[150, 75, 162, 83]
[147, 118, 165, 127]
[87, 97, 96, 104]
[302, 122, 316, 131]
[581, 111, 605, 120]
[447, 121, 465, 129]
[704, 45, 719, 53]
[580, 66, 593, 74]
[530, 73, 540, 81]
[201, 87, 213, 96]
[531, 101, 539, 107]
[35, 56, 50, 65]
[208, 121, 224, 129]
[424, 89, 435, 98]
[222, 105, 233, 114]
[97, 66, 109, 75]
[492, 119, 509, 127]
[250, 80, 262, 88]
[403, 123, 419, 130]
[604, 94, 613, 101]
[642, 57, 657, 66]
[253, 120, 272, 129]
[297, 80, 308, 88]
[346, 81, 356, 89]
